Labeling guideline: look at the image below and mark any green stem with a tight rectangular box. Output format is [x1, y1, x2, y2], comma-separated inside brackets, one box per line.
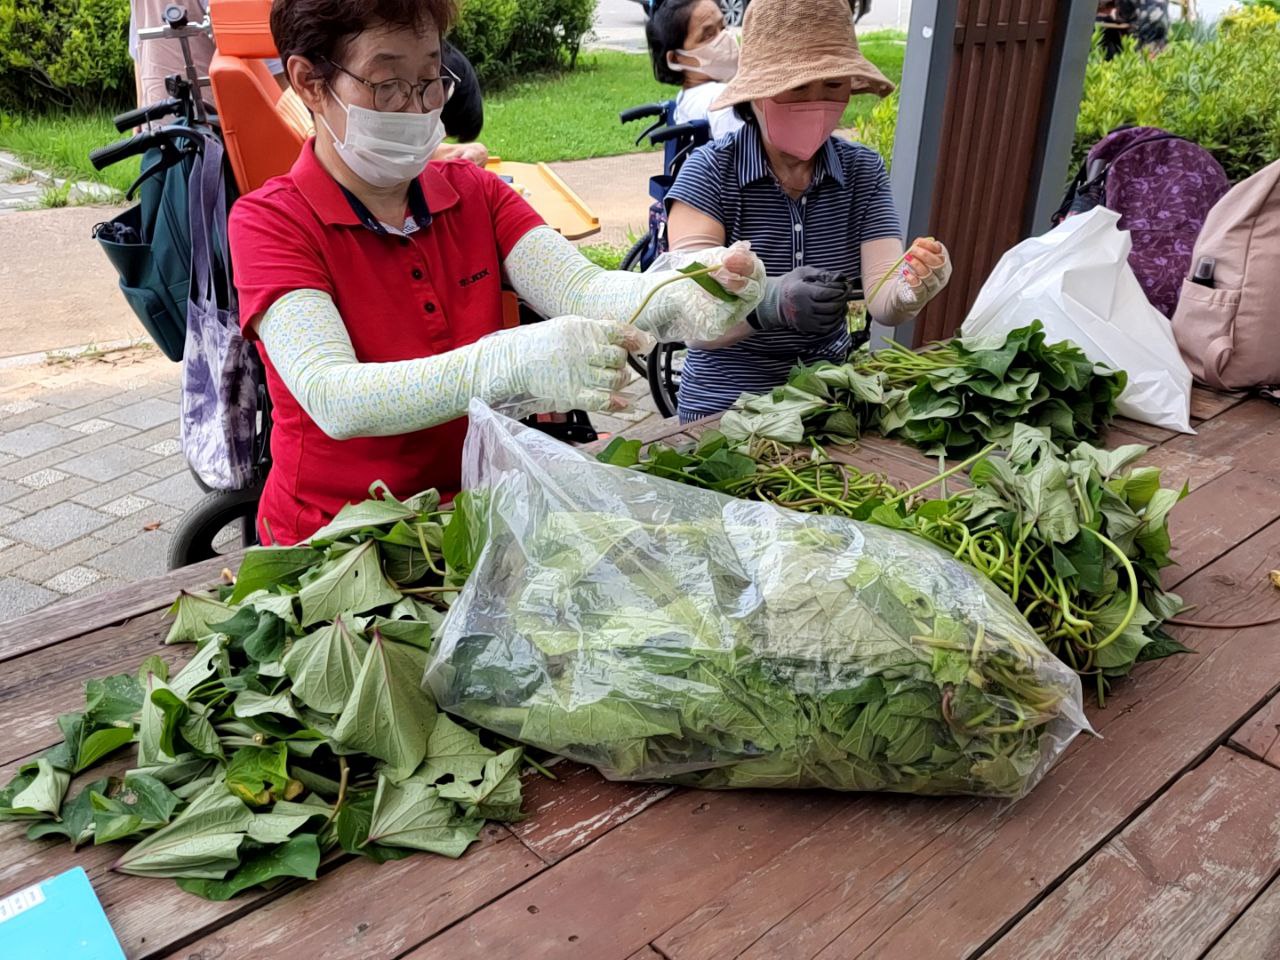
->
[627, 266, 721, 327]
[886, 442, 999, 506]
[1077, 527, 1140, 652]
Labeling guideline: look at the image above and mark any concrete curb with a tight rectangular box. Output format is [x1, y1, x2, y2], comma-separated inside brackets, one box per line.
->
[0, 338, 151, 372]
[0, 151, 123, 209]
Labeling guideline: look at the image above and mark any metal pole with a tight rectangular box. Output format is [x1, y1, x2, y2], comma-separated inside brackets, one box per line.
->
[868, 0, 957, 350]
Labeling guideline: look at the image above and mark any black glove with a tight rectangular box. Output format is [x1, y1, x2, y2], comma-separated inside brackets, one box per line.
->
[749, 267, 852, 335]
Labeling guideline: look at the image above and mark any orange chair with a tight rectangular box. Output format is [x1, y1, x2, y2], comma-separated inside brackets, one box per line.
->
[207, 0, 309, 193]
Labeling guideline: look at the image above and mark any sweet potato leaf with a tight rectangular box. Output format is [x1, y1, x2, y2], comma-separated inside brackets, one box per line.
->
[177, 833, 321, 901]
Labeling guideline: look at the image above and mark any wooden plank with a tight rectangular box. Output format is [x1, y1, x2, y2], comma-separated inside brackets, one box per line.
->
[1230, 693, 1280, 769]
[149, 827, 543, 960]
[825, 443, 941, 489]
[508, 762, 672, 865]
[626, 948, 666, 960]
[986, 749, 1280, 959]
[0, 553, 232, 663]
[1165, 398, 1280, 466]
[1131, 444, 1232, 493]
[1163, 468, 1280, 588]
[652, 796, 978, 960]
[0, 610, 187, 768]
[667, 518, 1280, 960]
[1203, 875, 1280, 960]
[405, 790, 856, 960]
[1109, 417, 1181, 445]
[1190, 385, 1247, 423]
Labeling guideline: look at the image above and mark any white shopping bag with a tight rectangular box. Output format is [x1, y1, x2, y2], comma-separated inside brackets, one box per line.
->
[961, 207, 1193, 433]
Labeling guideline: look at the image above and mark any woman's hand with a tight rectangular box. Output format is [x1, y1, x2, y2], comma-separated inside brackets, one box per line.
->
[901, 238, 952, 298]
[636, 241, 767, 342]
[485, 316, 650, 415]
[753, 267, 852, 335]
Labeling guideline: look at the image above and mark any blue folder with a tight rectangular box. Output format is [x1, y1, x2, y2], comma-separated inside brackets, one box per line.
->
[0, 867, 126, 960]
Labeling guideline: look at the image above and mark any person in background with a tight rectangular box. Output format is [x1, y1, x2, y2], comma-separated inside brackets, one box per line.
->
[646, 0, 743, 140]
[664, 0, 952, 424]
[1097, 1, 1170, 58]
[129, 0, 487, 164]
[228, 0, 765, 545]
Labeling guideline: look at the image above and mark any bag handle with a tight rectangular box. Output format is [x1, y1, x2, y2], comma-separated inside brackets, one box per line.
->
[1199, 334, 1234, 392]
[187, 130, 236, 316]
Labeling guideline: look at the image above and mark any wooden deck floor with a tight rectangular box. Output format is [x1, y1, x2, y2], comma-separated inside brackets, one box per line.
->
[1, 387, 1278, 960]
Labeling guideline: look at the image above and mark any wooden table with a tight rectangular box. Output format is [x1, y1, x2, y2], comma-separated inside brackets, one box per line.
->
[3, 387, 1279, 960]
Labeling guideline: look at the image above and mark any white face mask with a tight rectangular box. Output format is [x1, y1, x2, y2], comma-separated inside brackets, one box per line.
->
[319, 90, 446, 188]
[667, 28, 740, 83]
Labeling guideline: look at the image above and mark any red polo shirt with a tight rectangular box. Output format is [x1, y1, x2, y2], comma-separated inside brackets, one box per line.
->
[228, 141, 544, 545]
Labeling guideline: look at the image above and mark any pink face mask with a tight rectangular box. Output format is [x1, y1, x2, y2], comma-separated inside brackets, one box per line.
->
[757, 99, 847, 161]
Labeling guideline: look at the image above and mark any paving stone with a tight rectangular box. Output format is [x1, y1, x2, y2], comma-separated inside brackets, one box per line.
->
[47, 399, 130, 425]
[18, 537, 115, 584]
[0, 505, 19, 526]
[0, 422, 79, 456]
[0, 478, 24, 505]
[138, 454, 190, 479]
[0, 534, 12, 553]
[43, 566, 102, 595]
[70, 471, 156, 508]
[0, 577, 58, 618]
[95, 505, 181, 545]
[122, 424, 182, 451]
[0, 446, 77, 480]
[17, 468, 68, 489]
[5, 476, 96, 516]
[70, 418, 120, 435]
[105, 398, 179, 431]
[0, 398, 40, 415]
[60, 445, 159, 482]
[65, 426, 139, 455]
[75, 575, 130, 598]
[87, 530, 171, 581]
[137, 470, 204, 510]
[3, 502, 112, 549]
[102, 494, 153, 518]
[146, 438, 182, 457]
[0, 404, 63, 430]
[36, 383, 127, 410]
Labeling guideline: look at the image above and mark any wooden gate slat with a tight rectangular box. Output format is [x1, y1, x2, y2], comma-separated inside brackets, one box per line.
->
[1203, 875, 1280, 960]
[985, 749, 1280, 959]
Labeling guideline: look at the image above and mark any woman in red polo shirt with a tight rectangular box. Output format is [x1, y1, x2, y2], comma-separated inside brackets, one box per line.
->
[229, 0, 765, 545]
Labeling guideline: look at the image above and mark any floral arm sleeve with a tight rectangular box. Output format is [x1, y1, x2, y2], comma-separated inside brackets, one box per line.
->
[503, 225, 764, 342]
[257, 289, 630, 440]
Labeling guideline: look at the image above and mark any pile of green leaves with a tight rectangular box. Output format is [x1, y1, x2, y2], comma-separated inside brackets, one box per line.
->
[602, 423, 1186, 700]
[0, 487, 524, 899]
[721, 321, 1127, 457]
[433, 481, 1086, 798]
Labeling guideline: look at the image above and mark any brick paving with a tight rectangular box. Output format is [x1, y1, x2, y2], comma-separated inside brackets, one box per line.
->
[0, 344, 663, 619]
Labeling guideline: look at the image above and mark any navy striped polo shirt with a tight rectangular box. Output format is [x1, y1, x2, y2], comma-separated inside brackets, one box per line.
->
[665, 122, 902, 420]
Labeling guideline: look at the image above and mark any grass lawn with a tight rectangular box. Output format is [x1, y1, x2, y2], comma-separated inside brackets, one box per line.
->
[0, 32, 906, 190]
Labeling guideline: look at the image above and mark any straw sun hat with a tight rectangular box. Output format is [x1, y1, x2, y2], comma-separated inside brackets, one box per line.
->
[711, 0, 895, 110]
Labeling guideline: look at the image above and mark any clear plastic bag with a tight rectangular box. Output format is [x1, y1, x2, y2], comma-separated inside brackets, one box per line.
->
[426, 402, 1089, 799]
[637, 240, 765, 343]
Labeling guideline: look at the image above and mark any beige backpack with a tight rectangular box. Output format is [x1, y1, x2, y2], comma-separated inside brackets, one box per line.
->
[1172, 159, 1280, 390]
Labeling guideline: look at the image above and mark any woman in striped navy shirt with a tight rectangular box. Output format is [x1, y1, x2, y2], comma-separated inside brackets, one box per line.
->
[665, 0, 953, 423]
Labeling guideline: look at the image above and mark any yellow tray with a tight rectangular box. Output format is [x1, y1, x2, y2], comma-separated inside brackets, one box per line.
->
[485, 159, 601, 241]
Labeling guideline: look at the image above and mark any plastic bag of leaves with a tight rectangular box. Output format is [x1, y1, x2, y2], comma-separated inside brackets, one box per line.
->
[425, 402, 1090, 799]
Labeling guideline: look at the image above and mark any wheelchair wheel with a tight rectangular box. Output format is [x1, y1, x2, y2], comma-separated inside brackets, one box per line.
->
[621, 235, 652, 375]
[167, 485, 262, 571]
[647, 341, 685, 420]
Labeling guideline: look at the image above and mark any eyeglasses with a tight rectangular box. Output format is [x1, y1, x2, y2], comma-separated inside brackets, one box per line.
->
[324, 59, 458, 113]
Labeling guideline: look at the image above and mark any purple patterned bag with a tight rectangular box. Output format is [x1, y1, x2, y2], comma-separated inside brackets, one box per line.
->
[180, 133, 258, 491]
[1054, 127, 1231, 317]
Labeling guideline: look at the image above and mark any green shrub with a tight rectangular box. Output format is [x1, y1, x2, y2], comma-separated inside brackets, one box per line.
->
[0, 0, 133, 112]
[0, 0, 598, 113]
[1072, 6, 1280, 182]
[454, 0, 596, 87]
[855, 9, 1280, 184]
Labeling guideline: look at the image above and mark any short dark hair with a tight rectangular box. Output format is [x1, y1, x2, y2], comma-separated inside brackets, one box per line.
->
[646, 0, 703, 86]
[271, 0, 458, 81]
[733, 101, 757, 124]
